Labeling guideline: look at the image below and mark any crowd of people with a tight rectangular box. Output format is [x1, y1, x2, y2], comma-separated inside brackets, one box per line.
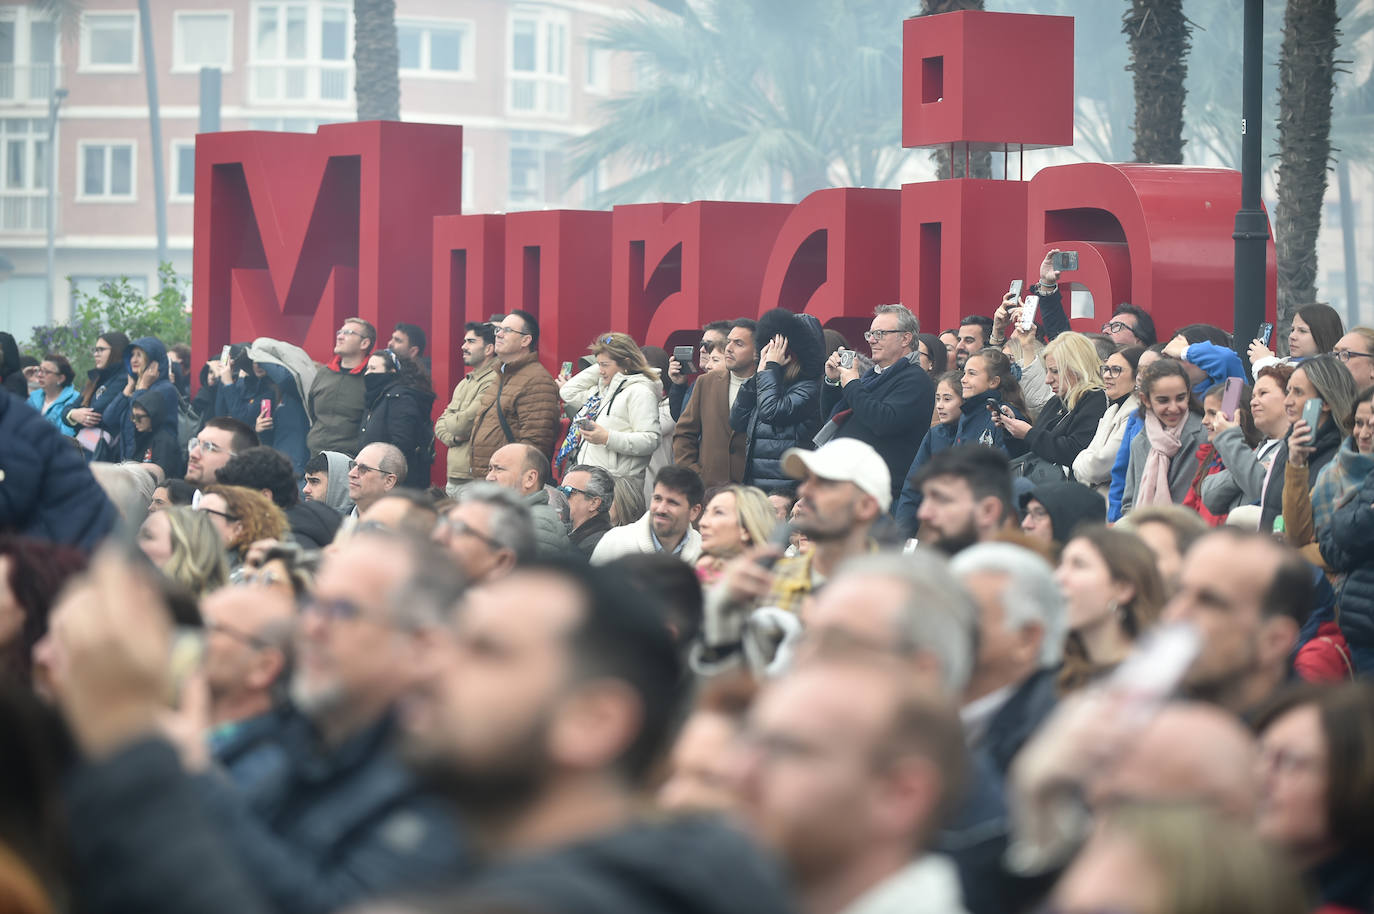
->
[2, 248, 1374, 914]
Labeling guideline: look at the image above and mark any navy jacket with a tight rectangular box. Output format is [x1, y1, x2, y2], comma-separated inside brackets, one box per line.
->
[131, 390, 185, 479]
[821, 357, 935, 501]
[730, 365, 821, 492]
[216, 364, 311, 475]
[359, 377, 436, 489]
[893, 419, 958, 535]
[0, 391, 118, 552]
[105, 336, 180, 461]
[1318, 469, 1374, 654]
[1261, 417, 1343, 535]
[195, 711, 469, 914]
[980, 667, 1059, 779]
[956, 389, 1026, 455]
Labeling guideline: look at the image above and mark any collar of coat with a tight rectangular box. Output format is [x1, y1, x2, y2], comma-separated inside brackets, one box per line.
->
[500, 351, 541, 374]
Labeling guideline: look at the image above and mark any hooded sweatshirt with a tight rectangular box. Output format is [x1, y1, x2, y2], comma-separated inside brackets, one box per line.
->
[1024, 480, 1106, 545]
[131, 390, 185, 479]
[316, 451, 355, 515]
[106, 337, 180, 460]
[451, 817, 794, 914]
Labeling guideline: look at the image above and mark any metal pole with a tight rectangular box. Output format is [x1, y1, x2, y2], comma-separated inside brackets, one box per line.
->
[138, 0, 168, 286]
[45, 87, 67, 323]
[1233, 0, 1268, 362]
[1337, 159, 1359, 327]
[199, 67, 221, 134]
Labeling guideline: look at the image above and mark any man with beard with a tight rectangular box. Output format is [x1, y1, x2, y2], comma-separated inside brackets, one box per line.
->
[591, 465, 704, 565]
[186, 417, 258, 487]
[400, 559, 794, 914]
[191, 531, 469, 913]
[912, 446, 1017, 556]
[434, 321, 498, 495]
[1161, 529, 1312, 718]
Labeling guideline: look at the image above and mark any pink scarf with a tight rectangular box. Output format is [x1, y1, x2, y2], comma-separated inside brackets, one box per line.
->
[1137, 412, 1186, 508]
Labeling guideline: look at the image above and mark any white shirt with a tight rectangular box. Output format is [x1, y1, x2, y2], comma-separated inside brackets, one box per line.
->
[728, 371, 746, 411]
[840, 856, 970, 914]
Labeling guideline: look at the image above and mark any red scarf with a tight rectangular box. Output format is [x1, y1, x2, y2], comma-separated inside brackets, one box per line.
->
[328, 354, 367, 375]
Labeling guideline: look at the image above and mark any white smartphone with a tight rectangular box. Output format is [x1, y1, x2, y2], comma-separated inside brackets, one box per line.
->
[1018, 295, 1040, 333]
[1106, 622, 1201, 725]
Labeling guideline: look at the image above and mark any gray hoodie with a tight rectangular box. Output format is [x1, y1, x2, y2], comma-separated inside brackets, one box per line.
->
[322, 450, 355, 515]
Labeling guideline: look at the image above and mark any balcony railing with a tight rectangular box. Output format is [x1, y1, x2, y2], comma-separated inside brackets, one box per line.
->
[509, 76, 569, 118]
[0, 64, 58, 104]
[0, 190, 50, 233]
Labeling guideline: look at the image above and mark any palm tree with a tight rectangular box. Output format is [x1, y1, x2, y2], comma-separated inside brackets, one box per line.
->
[1273, 0, 1340, 347]
[354, 0, 399, 120]
[566, 0, 911, 205]
[918, 0, 988, 179]
[1122, 0, 1191, 164]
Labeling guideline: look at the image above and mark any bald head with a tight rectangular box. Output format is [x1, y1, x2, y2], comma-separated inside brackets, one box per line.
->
[1089, 701, 1258, 822]
[487, 443, 549, 496]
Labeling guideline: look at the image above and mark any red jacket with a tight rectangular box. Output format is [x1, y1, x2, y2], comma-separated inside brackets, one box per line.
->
[1295, 622, 1355, 683]
[1183, 443, 1228, 526]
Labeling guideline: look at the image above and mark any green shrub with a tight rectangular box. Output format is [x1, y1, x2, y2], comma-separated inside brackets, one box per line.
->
[24, 263, 190, 379]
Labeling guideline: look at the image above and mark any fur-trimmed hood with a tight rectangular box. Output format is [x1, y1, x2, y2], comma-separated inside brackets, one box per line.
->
[754, 308, 826, 379]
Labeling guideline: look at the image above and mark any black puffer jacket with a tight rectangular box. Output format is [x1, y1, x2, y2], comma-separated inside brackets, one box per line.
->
[1261, 417, 1344, 535]
[0, 332, 26, 399]
[730, 310, 825, 491]
[1015, 389, 1109, 469]
[358, 375, 436, 489]
[1318, 468, 1374, 652]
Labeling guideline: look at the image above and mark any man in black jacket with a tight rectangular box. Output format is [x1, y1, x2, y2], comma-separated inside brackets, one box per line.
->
[217, 445, 341, 549]
[821, 304, 934, 505]
[401, 558, 794, 914]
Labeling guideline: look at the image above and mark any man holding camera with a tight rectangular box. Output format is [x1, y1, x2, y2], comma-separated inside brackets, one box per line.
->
[666, 320, 732, 421]
[821, 304, 934, 505]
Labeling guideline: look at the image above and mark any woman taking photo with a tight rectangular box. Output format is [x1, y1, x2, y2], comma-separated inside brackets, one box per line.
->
[730, 308, 825, 492]
[959, 348, 1029, 454]
[1253, 683, 1374, 912]
[998, 332, 1109, 476]
[1073, 346, 1144, 495]
[213, 341, 313, 475]
[1184, 381, 1259, 526]
[28, 354, 80, 437]
[1280, 361, 1362, 554]
[894, 371, 966, 536]
[63, 331, 130, 456]
[1249, 302, 1345, 370]
[358, 350, 436, 489]
[1121, 359, 1207, 514]
[1053, 525, 1165, 691]
[1203, 364, 1294, 519]
[559, 332, 663, 520]
[694, 485, 777, 586]
[1261, 355, 1358, 534]
[137, 506, 229, 599]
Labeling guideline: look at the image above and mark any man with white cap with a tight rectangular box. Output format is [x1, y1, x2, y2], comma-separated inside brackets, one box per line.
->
[694, 438, 891, 674]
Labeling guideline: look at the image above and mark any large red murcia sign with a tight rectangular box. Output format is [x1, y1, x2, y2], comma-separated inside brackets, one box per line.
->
[192, 10, 1276, 479]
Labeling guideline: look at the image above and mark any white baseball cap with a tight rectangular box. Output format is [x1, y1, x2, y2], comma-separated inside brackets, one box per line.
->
[781, 438, 892, 513]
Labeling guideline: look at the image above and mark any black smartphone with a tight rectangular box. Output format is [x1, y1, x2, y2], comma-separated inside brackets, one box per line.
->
[1052, 250, 1079, 272]
[1258, 322, 1274, 347]
[673, 345, 695, 371]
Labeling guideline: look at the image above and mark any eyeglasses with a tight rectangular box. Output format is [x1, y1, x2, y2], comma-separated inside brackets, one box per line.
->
[863, 329, 908, 342]
[336, 327, 363, 338]
[1335, 349, 1374, 363]
[300, 597, 365, 622]
[494, 326, 530, 337]
[348, 459, 394, 477]
[198, 505, 240, 523]
[1101, 320, 1140, 338]
[187, 437, 234, 456]
[436, 514, 507, 551]
[206, 621, 271, 649]
[92, 345, 111, 354]
[1099, 364, 1125, 379]
[558, 484, 591, 499]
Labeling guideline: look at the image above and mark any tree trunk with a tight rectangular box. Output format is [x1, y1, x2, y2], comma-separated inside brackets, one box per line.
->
[354, 0, 400, 121]
[1123, 0, 1191, 164]
[1274, 0, 1339, 347]
[919, 0, 990, 179]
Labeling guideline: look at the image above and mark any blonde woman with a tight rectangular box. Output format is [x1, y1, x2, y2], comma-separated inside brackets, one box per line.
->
[997, 331, 1109, 473]
[557, 332, 663, 497]
[137, 506, 229, 598]
[694, 485, 778, 585]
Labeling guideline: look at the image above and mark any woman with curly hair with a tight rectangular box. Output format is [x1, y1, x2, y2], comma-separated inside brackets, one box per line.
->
[196, 484, 288, 575]
[358, 349, 436, 489]
[136, 506, 228, 599]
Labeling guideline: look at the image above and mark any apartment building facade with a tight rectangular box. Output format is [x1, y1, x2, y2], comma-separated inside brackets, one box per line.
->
[0, 0, 642, 338]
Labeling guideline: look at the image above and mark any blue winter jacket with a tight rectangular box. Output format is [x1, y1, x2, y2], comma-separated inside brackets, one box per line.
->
[0, 391, 118, 551]
[216, 364, 311, 474]
[893, 419, 958, 535]
[29, 385, 82, 437]
[105, 336, 180, 460]
[1184, 341, 1246, 398]
[1108, 411, 1145, 522]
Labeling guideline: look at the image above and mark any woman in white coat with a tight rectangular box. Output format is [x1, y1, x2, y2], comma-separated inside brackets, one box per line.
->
[1073, 346, 1147, 495]
[558, 332, 663, 523]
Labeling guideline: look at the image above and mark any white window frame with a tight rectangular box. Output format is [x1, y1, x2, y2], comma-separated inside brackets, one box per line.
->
[397, 18, 475, 80]
[171, 140, 196, 202]
[249, 2, 353, 106]
[76, 139, 138, 202]
[172, 10, 234, 74]
[507, 7, 570, 118]
[584, 43, 610, 95]
[0, 7, 63, 103]
[78, 10, 139, 74]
